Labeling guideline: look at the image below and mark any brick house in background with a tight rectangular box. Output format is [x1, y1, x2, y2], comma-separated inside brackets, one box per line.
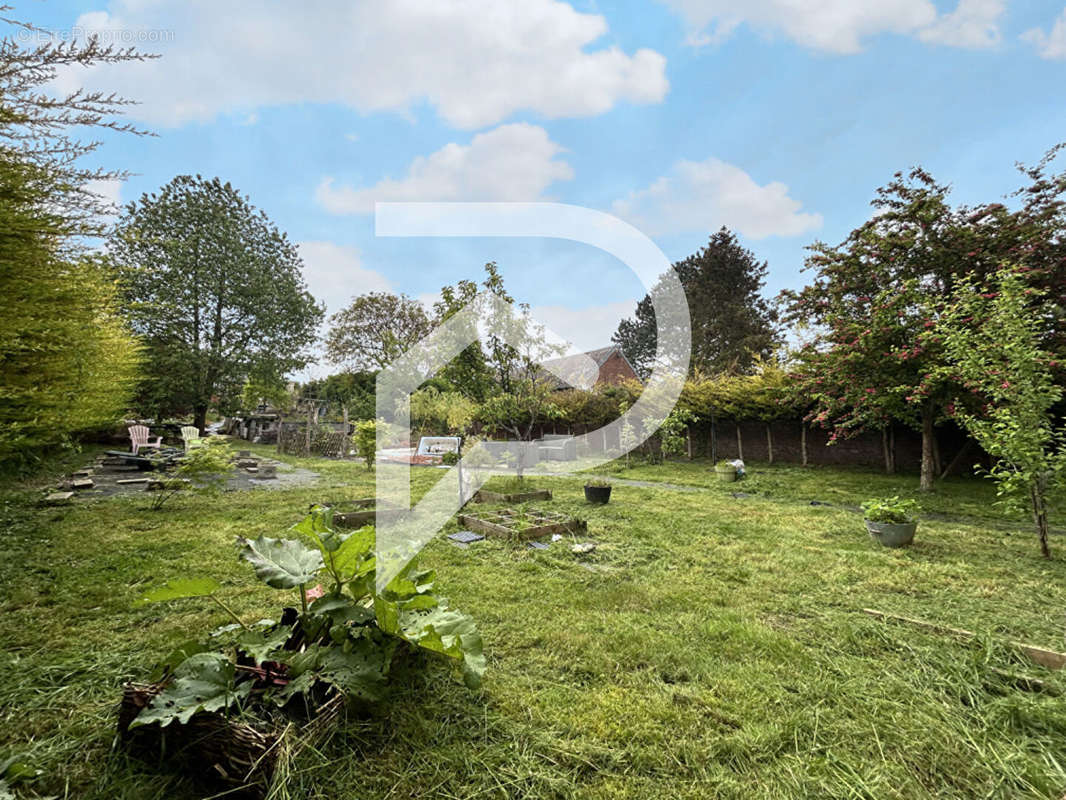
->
[540, 345, 640, 390]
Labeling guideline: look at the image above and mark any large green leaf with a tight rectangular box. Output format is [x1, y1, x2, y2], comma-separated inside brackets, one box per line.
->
[134, 577, 221, 606]
[130, 652, 251, 728]
[239, 536, 323, 589]
[281, 640, 392, 702]
[326, 525, 375, 584]
[399, 606, 486, 689]
[236, 626, 292, 664]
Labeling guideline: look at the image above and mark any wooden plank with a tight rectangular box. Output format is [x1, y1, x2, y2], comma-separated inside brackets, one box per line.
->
[474, 489, 552, 504]
[117, 477, 149, 485]
[862, 608, 1066, 671]
[44, 491, 74, 505]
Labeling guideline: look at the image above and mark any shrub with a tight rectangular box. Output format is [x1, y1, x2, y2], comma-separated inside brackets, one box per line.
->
[352, 419, 378, 470]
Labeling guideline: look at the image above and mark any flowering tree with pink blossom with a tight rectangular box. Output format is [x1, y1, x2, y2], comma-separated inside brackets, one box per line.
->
[782, 169, 981, 491]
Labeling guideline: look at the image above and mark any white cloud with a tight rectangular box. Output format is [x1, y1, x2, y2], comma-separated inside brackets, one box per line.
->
[661, 0, 1003, 53]
[530, 300, 636, 355]
[1022, 8, 1066, 60]
[55, 0, 668, 129]
[296, 241, 394, 314]
[918, 0, 1004, 48]
[83, 178, 123, 209]
[316, 123, 574, 214]
[612, 157, 822, 239]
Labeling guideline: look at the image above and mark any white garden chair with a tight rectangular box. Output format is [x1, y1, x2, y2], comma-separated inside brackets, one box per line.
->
[180, 425, 204, 452]
[128, 425, 162, 455]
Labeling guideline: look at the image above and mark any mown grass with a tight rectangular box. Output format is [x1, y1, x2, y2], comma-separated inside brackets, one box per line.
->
[2, 449, 1066, 798]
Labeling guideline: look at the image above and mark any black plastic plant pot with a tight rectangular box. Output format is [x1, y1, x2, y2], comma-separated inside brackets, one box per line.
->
[584, 485, 612, 504]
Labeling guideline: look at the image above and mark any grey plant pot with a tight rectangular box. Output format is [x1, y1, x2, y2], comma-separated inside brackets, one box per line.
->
[865, 519, 917, 547]
[714, 466, 737, 483]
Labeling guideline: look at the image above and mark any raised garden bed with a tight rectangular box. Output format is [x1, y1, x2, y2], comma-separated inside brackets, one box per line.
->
[473, 488, 552, 504]
[319, 498, 405, 529]
[457, 507, 585, 541]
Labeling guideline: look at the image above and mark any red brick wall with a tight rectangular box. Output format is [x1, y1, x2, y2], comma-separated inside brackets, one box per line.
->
[597, 351, 638, 385]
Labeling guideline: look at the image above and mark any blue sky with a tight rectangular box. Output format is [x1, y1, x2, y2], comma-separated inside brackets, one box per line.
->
[19, 0, 1066, 373]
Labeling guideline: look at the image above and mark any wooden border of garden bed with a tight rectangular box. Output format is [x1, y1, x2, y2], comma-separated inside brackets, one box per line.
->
[473, 488, 552, 504]
[320, 498, 406, 529]
[458, 507, 584, 540]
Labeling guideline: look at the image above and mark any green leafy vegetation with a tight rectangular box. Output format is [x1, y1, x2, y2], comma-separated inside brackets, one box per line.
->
[132, 504, 484, 732]
[861, 496, 919, 524]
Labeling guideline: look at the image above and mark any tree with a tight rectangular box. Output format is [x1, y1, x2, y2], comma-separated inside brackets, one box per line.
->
[430, 262, 511, 401]
[613, 228, 779, 378]
[0, 16, 147, 464]
[0, 15, 154, 238]
[110, 175, 324, 431]
[940, 269, 1065, 558]
[325, 292, 431, 372]
[782, 169, 984, 491]
[0, 187, 140, 461]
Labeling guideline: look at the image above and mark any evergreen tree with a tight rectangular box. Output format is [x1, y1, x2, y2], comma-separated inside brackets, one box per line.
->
[613, 228, 779, 378]
[0, 14, 148, 464]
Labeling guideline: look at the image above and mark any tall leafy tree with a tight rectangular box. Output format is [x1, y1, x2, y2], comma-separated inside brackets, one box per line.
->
[325, 292, 431, 372]
[613, 228, 779, 378]
[110, 176, 324, 431]
[782, 169, 991, 491]
[431, 262, 512, 401]
[784, 152, 1066, 491]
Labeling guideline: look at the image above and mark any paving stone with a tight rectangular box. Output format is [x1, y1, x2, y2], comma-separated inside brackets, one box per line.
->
[44, 492, 74, 505]
[117, 477, 149, 485]
[448, 530, 485, 544]
[71, 478, 94, 490]
[528, 541, 550, 550]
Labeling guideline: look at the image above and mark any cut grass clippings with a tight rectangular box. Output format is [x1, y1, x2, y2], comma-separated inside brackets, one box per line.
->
[1, 449, 1065, 798]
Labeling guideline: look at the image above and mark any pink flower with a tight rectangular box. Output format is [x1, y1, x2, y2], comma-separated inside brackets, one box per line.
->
[306, 584, 326, 601]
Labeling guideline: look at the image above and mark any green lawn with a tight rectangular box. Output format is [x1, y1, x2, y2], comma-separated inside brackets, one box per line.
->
[2, 450, 1066, 798]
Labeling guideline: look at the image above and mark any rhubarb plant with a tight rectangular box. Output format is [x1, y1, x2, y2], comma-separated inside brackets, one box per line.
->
[132, 506, 485, 728]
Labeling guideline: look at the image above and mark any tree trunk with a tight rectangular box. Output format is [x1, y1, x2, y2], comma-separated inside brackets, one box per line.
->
[889, 426, 896, 474]
[736, 423, 744, 461]
[710, 416, 718, 464]
[765, 424, 774, 464]
[194, 405, 208, 435]
[919, 405, 936, 492]
[801, 423, 808, 467]
[1030, 475, 1051, 559]
[932, 431, 942, 478]
[686, 428, 692, 460]
[305, 404, 313, 456]
[882, 427, 892, 475]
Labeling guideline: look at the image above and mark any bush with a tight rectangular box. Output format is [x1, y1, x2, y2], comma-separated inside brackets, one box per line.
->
[352, 419, 378, 470]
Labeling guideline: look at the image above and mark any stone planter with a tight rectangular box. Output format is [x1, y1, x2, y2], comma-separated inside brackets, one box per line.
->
[865, 519, 917, 548]
[584, 485, 612, 504]
[714, 465, 737, 483]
